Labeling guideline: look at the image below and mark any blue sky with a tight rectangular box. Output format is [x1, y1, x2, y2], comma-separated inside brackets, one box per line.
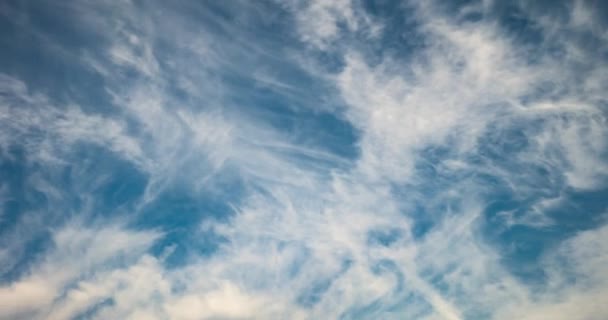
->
[0, 0, 607, 319]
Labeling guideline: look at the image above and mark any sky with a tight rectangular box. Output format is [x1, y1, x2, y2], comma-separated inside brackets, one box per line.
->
[0, 0, 607, 319]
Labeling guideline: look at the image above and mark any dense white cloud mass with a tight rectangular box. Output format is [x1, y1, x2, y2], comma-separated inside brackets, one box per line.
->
[0, 0, 607, 319]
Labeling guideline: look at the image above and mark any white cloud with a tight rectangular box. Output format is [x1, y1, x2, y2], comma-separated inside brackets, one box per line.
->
[281, 0, 380, 50]
[1, 0, 607, 319]
[0, 223, 158, 320]
[495, 223, 608, 320]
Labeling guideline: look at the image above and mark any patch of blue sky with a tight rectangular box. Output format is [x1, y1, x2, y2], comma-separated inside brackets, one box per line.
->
[357, 1, 428, 67]
[0, 3, 114, 113]
[297, 257, 354, 308]
[72, 298, 114, 320]
[68, 144, 149, 213]
[132, 184, 238, 266]
[340, 288, 429, 320]
[0, 146, 27, 234]
[0, 228, 49, 284]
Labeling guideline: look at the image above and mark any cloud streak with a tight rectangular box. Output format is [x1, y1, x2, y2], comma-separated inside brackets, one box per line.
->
[0, 0, 607, 319]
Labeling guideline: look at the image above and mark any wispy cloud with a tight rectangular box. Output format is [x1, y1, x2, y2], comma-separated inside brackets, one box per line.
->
[0, 0, 607, 319]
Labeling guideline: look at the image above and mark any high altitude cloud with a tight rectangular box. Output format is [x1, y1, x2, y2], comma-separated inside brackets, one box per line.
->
[0, 0, 607, 319]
